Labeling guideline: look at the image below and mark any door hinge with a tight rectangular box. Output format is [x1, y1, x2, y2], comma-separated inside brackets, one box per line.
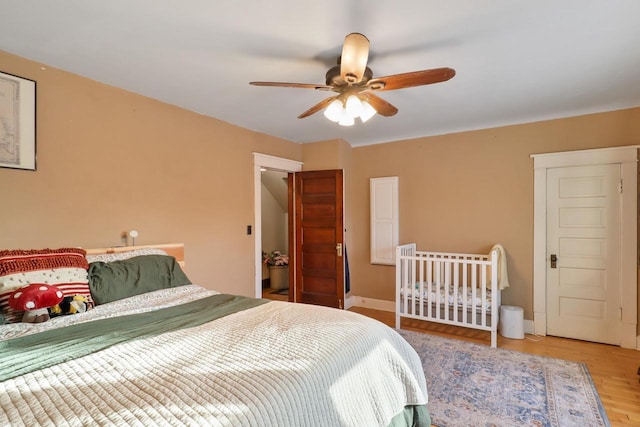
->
[619, 179, 623, 194]
[619, 307, 623, 320]
[339, 299, 343, 309]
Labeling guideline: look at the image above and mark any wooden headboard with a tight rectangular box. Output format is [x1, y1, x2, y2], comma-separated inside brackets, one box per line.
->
[85, 243, 185, 268]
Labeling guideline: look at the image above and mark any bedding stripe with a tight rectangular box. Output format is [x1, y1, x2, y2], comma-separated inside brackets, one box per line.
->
[0, 293, 267, 382]
[0, 248, 88, 275]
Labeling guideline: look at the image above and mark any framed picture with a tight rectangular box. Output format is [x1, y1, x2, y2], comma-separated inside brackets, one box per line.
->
[0, 70, 36, 171]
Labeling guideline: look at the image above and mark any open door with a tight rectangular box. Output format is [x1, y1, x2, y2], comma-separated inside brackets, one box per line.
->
[289, 170, 345, 308]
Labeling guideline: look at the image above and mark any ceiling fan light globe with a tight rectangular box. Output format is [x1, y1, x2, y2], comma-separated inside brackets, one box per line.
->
[360, 100, 377, 123]
[323, 99, 343, 122]
[345, 95, 364, 118]
[338, 112, 355, 126]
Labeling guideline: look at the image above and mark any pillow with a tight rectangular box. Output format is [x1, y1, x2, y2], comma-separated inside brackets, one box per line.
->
[85, 247, 168, 264]
[0, 248, 93, 323]
[88, 255, 191, 305]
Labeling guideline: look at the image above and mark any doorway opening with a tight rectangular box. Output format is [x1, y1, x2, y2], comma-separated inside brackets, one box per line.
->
[253, 153, 302, 300]
[261, 169, 289, 301]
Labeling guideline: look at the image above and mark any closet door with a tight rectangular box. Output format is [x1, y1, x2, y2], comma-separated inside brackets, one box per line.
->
[546, 164, 622, 345]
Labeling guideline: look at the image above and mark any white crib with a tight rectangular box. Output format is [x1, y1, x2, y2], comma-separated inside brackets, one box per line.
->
[396, 243, 501, 347]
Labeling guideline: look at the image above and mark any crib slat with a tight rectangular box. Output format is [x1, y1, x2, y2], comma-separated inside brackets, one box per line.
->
[480, 265, 487, 326]
[462, 262, 468, 324]
[435, 260, 441, 320]
[411, 257, 418, 316]
[427, 258, 433, 319]
[403, 257, 410, 317]
[416, 254, 424, 317]
[444, 260, 450, 321]
[471, 263, 477, 324]
[453, 260, 459, 323]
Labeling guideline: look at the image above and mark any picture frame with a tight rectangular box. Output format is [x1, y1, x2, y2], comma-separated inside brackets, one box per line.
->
[0, 70, 36, 171]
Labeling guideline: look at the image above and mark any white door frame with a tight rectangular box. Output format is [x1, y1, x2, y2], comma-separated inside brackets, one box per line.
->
[531, 146, 639, 348]
[253, 153, 302, 298]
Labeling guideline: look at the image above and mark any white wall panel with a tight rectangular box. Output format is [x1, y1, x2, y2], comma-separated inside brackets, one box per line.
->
[370, 177, 399, 265]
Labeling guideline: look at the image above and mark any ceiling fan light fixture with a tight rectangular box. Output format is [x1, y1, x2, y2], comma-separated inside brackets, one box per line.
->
[323, 99, 343, 122]
[359, 100, 377, 123]
[324, 95, 376, 126]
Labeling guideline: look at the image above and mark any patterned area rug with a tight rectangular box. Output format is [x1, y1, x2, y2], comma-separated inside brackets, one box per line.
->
[397, 329, 610, 427]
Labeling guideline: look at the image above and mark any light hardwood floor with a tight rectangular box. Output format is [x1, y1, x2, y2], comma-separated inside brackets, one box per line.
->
[349, 306, 640, 426]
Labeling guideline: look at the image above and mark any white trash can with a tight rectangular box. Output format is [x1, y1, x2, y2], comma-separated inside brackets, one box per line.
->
[499, 305, 524, 339]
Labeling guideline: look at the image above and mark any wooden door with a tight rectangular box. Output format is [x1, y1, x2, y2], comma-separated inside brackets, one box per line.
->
[290, 170, 344, 308]
[546, 164, 622, 344]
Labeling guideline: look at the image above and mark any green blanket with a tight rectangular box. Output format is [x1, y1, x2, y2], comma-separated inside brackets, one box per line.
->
[388, 404, 431, 427]
[0, 293, 267, 382]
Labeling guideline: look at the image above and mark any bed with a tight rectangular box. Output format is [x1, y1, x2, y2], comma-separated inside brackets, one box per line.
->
[396, 243, 507, 348]
[0, 244, 429, 426]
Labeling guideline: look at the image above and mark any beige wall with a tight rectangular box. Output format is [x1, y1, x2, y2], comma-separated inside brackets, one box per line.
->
[0, 50, 301, 297]
[3, 49, 639, 325]
[350, 107, 640, 321]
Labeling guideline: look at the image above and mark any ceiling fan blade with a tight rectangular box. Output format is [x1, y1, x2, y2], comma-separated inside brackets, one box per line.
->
[365, 94, 398, 117]
[298, 96, 339, 119]
[250, 81, 333, 91]
[340, 33, 370, 84]
[367, 67, 456, 91]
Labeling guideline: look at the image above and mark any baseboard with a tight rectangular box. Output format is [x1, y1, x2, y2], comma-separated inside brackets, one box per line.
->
[621, 323, 637, 349]
[524, 320, 535, 335]
[345, 295, 395, 312]
[533, 312, 546, 336]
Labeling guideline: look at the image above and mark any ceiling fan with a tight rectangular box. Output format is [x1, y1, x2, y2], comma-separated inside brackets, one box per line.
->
[250, 33, 456, 126]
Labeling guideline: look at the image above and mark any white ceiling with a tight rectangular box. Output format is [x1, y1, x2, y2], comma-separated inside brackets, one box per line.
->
[1, 1, 639, 147]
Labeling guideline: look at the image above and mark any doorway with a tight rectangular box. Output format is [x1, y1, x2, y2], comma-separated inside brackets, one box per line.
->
[253, 154, 346, 309]
[253, 153, 302, 300]
[260, 169, 290, 301]
[531, 146, 638, 348]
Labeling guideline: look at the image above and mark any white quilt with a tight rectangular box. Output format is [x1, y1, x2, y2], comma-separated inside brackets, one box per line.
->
[0, 286, 428, 426]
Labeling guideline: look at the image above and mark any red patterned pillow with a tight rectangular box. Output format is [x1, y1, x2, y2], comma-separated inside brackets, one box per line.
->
[0, 248, 92, 323]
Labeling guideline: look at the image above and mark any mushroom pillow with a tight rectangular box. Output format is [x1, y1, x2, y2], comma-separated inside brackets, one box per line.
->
[8, 284, 64, 323]
[0, 248, 93, 324]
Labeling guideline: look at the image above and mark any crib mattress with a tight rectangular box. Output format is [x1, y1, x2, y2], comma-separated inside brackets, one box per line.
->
[400, 283, 493, 311]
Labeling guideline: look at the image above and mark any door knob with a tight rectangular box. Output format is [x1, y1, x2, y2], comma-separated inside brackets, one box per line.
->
[336, 243, 343, 257]
[550, 254, 557, 268]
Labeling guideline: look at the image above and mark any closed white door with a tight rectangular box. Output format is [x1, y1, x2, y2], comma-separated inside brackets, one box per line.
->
[546, 164, 621, 345]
